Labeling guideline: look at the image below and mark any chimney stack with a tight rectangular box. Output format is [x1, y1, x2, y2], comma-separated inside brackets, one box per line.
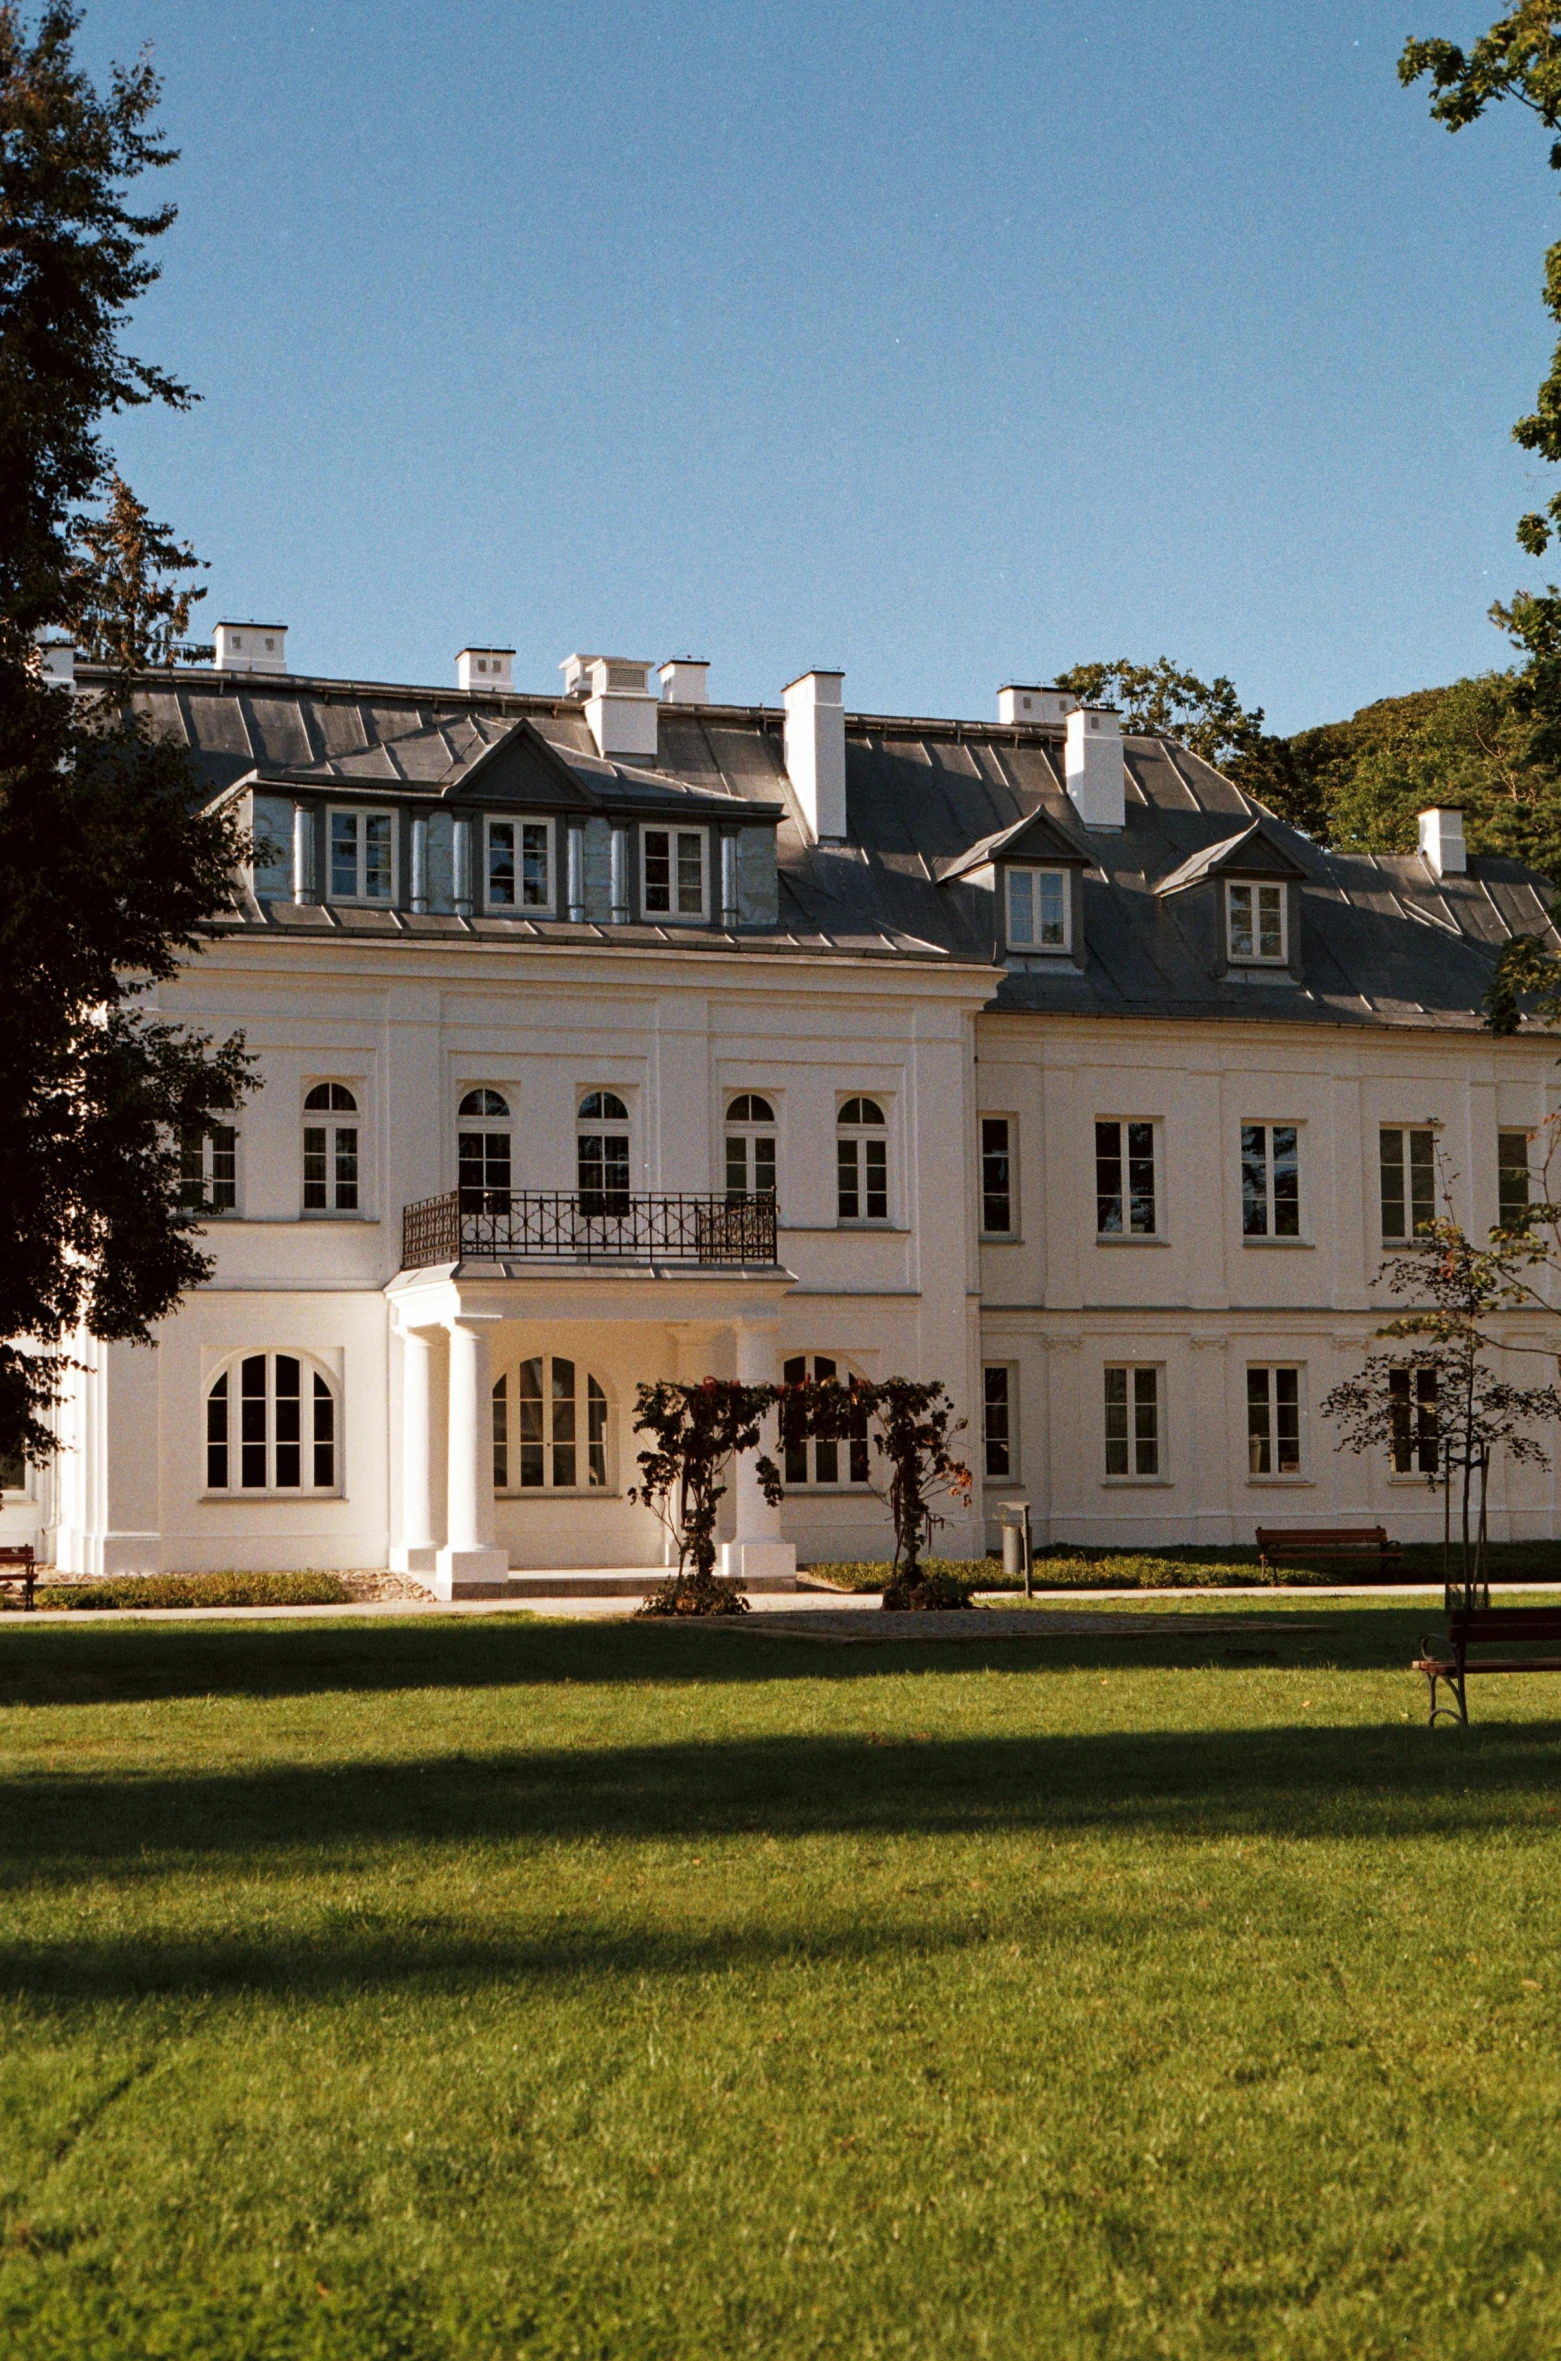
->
[998, 684, 1075, 726]
[213, 621, 288, 675]
[658, 659, 710, 704]
[1064, 705, 1125, 833]
[1418, 807, 1467, 878]
[783, 670, 847, 843]
[457, 646, 514, 692]
[560, 655, 658, 762]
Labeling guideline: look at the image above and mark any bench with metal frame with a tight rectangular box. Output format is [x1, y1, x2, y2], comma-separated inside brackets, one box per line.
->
[1255, 1524, 1402, 1578]
[0, 1544, 36, 1613]
[1414, 1604, 1561, 1726]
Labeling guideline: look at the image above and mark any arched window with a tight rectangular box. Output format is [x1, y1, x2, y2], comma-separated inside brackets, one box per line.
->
[725, 1094, 777, 1204]
[206, 1354, 338, 1493]
[577, 1091, 630, 1216]
[458, 1089, 511, 1212]
[303, 1084, 358, 1213]
[837, 1097, 888, 1223]
[782, 1354, 871, 1487]
[493, 1356, 609, 1491]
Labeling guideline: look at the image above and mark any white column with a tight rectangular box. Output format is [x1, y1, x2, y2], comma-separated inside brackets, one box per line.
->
[391, 1327, 436, 1574]
[720, 1319, 796, 1587]
[435, 1316, 508, 1597]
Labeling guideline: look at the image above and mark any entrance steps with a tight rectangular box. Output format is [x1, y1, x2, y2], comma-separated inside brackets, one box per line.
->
[504, 1567, 800, 1600]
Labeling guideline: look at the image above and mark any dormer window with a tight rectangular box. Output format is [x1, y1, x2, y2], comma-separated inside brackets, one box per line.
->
[643, 826, 707, 920]
[329, 808, 395, 903]
[486, 817, 552, 912]
[1227, 881, 1286, 964]
[1005, 865, 1069, 952]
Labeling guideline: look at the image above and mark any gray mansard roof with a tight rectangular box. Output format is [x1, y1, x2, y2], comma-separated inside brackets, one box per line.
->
[107, 661, 1561, 1031]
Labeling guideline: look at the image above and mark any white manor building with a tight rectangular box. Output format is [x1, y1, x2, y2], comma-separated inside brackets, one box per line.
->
[6, 631, 1561, 1591]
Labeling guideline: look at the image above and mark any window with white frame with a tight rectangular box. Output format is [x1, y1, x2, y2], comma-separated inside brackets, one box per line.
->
[1247, 1365, 1302, 1476]
[1499, 1129, 1534, 1231]
[1226, 881, 1286, 963]
[328, 808, 395, 902]
[1005, 866, 1069, 951]
[0, 1448, 29, 1494]
[1095, 1120, 1156, 1237]
[458, 1089, 511, 1211]
[1240, 1124, 1300, 1238]
[782, 1354, 871, 1486]
[983, 1366, 1014, 1478]
[206, 1353, 338, 1493]
[578, 1091, 631, 1215]
[179, 1124, 237, 1215]
[493, 1355, 608, 1491]
[302, 1084, 359, 1213]
[1389, 1365, 1440, 1475]
[1104, 1365, 1160, 1478]
[725, 1094, 777, 1202]
[486, 816, 552, 912]
[642, 825, 707, 918]
[837, 1097, 889, 1222]
[1380, 1125, 1437, 1240]
[981, 1117, 1014, 1235]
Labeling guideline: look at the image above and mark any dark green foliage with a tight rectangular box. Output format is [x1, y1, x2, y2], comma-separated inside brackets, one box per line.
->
[34, 1571, 355, 1611]
[0, 7, 253, 1465]
[1053, 656, 1320, 832]
[69, 471, 205, 666]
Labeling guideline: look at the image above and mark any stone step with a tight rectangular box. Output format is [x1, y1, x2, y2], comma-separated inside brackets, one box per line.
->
[503, 1570, 799, 1599]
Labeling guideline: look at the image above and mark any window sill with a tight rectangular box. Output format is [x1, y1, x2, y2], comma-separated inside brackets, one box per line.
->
[980, 1231, 1022, 1245]
[498, 1490, 614, 1502]
[300, 1210, 374, 1221]
[1241, 1236, 1314, 1249]
[835, 1220, 901, 1233]
[1246, 1475, 1314, 1487]
[1095, 1234, 1170, 1248]
[200, 1492, 345, 1503]
[1387, 1473, 1442, 1486]
[1102, 1476, 1172, 1488]
[778, 1485, 875, 1496]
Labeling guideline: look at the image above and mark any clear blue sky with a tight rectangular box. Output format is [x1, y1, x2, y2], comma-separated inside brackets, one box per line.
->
[81, 0, 1560, 732]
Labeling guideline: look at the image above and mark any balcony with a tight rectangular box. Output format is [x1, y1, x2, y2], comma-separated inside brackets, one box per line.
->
[401, 1189, 780, 1273]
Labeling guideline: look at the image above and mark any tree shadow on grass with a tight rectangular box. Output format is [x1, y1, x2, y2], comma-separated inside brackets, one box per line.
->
[5, 1717, 1560, 1900]
[0, 1607, 1401, 1710]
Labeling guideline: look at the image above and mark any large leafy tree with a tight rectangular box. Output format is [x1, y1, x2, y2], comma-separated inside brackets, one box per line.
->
[0, 3, 251, 1468]
[1053, 656, 1327, 835]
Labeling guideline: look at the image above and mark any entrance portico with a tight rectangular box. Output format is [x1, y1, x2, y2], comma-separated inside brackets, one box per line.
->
[386, 1262, 798, 1596]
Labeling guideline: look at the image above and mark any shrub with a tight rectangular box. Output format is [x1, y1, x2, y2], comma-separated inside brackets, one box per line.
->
[636, 1573, 750, 1619]
[43, 1571, 355, 1611]
[805, 1559, 986, 1595]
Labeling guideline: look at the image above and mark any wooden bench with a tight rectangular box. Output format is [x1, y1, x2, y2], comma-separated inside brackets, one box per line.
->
[0, 1545, 36, 1613]
[1256, 1525, 1402, 1578]
[1414, 1606, 1561, 1726]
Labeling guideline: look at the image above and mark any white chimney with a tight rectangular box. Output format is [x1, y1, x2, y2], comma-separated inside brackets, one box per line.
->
[998, 684, 1075, 726]
[457, 646, 514, 692]
[34, 632, 75, 690]
[1418, 807, 1466, 878]
[1064, 704, 1124, 832]
[560, 654, 658, 761]
[214, 621, 288, 675]
[658, 658, 710, 704]
[783, 670, 847, 842]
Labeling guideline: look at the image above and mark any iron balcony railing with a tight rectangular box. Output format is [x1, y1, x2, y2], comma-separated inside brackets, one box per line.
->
[401, 1189, 779, 1272]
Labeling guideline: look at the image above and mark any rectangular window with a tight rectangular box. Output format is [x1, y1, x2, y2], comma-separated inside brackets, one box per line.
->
[1227, 881, 1286, 963]
[329, 809, 395, 902]
[179, 1125, 237, 1214]
[1006, 867, 1069, 951]
[303, 1125, 358, 1213]
[983, 1366, 1012, 1478]
[1389, 1366, 1439, 1475]
[1240, 1123, 1300, 1238]
[1380, 1126, 1437, 1240]
[486, 818, 552, 911]
[981, 1117, 1013, 1234]
[1096, 1120, 1156, 1237]
[1499, 1129, 1533, 1230]
[837, 1134, 889, 1222]
[1247, 1365, 1302, 1476]
[0, 1449, 24, 1492]
[642, 827, 707, 918]
[1104, 1365, 1160, 1477]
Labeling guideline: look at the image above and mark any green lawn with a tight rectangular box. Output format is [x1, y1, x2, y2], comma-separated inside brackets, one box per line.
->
[2, 1604, 1561, 2359]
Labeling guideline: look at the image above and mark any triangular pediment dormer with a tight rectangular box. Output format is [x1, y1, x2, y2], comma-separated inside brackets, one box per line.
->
[936, 804, 1091, 885]
[1153, 820, 1309, 900]
[439, 718, 600, 811]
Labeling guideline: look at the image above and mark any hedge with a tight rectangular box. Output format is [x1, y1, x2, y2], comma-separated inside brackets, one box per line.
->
[38, 1571, 356, 1612]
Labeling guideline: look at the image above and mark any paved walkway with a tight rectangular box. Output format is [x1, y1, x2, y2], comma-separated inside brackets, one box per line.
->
[0, 1581, 1551, 1631]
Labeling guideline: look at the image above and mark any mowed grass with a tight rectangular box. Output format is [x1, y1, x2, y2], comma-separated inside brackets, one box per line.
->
[2, 1607, 1561, 2358]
